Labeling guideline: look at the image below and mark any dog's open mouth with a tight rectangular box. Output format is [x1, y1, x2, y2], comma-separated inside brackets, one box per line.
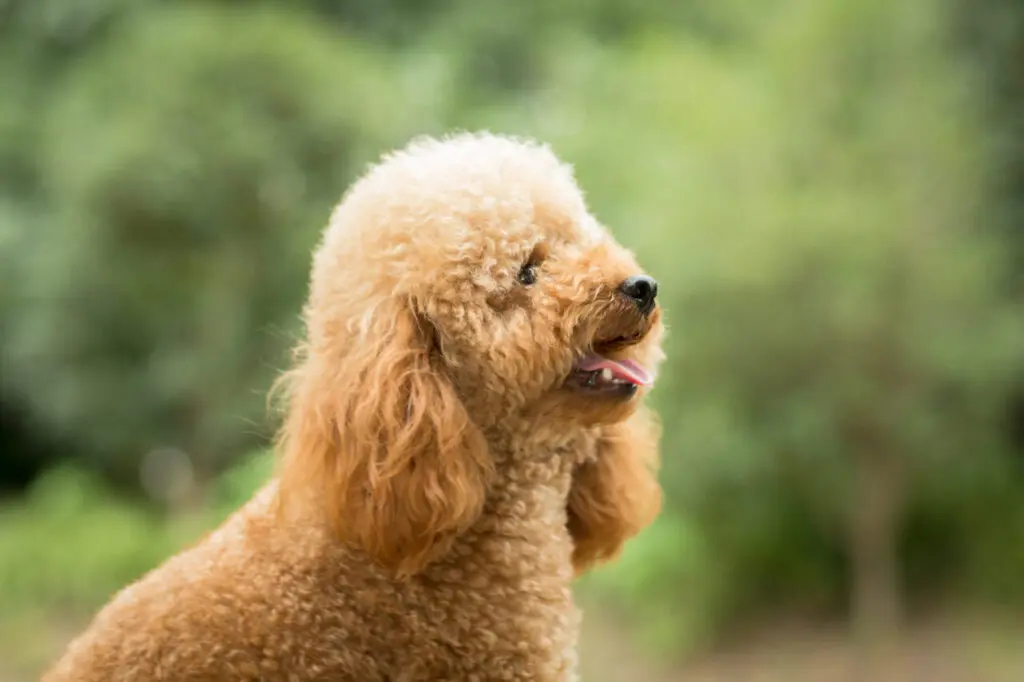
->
[565, 335, 654, 397]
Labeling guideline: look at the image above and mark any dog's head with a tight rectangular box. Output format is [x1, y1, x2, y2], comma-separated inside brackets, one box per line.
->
[276, 133, 664, 576]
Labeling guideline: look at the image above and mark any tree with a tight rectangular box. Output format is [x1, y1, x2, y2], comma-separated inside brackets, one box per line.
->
[526, 0, 1024, 668]
[4, 4, 422, 491]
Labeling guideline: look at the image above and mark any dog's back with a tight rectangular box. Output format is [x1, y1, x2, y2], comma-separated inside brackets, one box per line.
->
[43, 478, 581, 681]
[43, 485, 385, 681]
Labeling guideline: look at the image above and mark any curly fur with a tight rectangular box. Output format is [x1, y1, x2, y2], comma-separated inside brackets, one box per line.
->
[44, 132, 666, 681]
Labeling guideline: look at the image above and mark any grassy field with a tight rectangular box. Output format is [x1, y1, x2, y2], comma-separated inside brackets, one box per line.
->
[3, 604, 1021, 682]
[580, 607, 1024, 682]
[4, 464, 1022, 682]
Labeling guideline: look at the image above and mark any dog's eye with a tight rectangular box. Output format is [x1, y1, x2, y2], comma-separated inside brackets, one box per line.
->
[516, 242, 548, 286]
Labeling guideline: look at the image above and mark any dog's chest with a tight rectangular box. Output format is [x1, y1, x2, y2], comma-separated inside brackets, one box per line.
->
[396, 538, 580, 679]
[296, 457, 584, 680]
[385, 483, 581, 680]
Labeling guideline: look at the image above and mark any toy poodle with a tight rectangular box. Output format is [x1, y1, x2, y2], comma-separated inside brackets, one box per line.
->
[43, 132, 665, 681]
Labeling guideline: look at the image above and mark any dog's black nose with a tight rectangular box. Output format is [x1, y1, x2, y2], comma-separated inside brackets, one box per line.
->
[620, 275, 658, 314]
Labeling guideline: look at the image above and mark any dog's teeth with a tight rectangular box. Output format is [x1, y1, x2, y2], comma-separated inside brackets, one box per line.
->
[599, 368, 613, 383]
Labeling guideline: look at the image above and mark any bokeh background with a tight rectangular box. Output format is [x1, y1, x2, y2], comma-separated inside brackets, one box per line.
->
[2, 0, 1024, 680]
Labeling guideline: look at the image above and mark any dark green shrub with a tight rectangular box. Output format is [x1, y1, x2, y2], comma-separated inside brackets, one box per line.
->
[5, 4, 422, 483]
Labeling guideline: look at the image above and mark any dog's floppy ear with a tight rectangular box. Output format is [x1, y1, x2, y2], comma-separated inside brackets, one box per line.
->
[567, 406, 662, 574]
[276, 298, 491, 578]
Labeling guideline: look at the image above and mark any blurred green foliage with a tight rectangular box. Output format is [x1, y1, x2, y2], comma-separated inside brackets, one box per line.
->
[0, 466, 187, 613]
[1, 0, 1023, 663]
[0, 451, 273, 614]
[4, 3, 424, 478]
[526, 0, 1024, 649]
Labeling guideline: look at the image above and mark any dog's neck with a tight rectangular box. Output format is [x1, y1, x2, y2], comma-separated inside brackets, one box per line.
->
[483, 422, 595, 487]
[418, 425, 589, 586]
[277, 420, 594, 582]
[469, 423, 595, 542]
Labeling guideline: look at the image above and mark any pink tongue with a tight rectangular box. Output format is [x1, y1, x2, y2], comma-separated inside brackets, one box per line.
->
[577, 355, 653, 386]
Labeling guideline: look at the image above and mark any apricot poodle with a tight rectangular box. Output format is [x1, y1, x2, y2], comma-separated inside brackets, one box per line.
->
[44, 132, 665, 681]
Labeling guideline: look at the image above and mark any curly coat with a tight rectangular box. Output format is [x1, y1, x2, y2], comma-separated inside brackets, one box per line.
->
[43, 132, 665, 682]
